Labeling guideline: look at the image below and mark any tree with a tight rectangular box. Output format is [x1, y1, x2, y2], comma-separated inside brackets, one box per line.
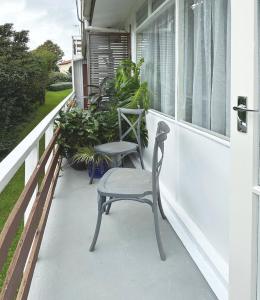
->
[0, 24, 49, 158]
[34, 40, 64, 71]
[0, 23, 29, 59]
[32, 48, 57, 73]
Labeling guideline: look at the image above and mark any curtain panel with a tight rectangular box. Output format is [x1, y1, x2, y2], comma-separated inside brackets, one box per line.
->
[137, 3, 175, 116]
[183, 0, 231, 136]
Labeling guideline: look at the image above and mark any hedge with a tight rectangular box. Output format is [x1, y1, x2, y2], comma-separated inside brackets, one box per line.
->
[47, 71, 71, 86]
[48, 82, 72, 91]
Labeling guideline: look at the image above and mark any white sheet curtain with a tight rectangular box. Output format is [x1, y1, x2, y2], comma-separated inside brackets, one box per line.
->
[183, 0, 230, 136]
[138, 3, 175, 116]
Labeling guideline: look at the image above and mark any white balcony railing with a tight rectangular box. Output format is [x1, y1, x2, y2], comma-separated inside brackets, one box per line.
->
[0, 91, 74, 195]
[0, 91, 74, 299]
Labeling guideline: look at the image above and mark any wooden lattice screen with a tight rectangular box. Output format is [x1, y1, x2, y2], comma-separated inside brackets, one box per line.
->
[88, 32, 131, 87]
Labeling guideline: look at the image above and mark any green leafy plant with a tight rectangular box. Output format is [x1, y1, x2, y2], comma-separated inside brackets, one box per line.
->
[88, 58, 150, 146]
[72, 146, 111, 166]
[113, 58, 150, 109]
[55, 108, 100, 158]
[56, 58, 150, 165]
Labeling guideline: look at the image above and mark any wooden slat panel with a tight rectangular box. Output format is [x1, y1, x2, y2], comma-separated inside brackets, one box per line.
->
[17, 158, 62, 300]
[0, 129, 60, 273]
[0, 149, 60, 300]
[88, 32, 130, 88]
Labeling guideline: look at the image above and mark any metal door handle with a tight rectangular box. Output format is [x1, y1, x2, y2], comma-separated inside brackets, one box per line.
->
[233, 104, 258, 113]
[234, 97, 258, 133]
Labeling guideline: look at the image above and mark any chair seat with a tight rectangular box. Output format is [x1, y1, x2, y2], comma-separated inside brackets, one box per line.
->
[98, 168, 152, 197]
[94, 141, 138, 155]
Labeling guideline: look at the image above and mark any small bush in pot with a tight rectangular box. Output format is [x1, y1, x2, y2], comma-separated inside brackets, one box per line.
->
[55, 108, 100, 166]
[72, 147, 111, 178]
[55, 58, 150, 172]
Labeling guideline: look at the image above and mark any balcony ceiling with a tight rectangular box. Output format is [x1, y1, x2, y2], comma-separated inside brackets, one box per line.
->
[85, 0, 138, 29]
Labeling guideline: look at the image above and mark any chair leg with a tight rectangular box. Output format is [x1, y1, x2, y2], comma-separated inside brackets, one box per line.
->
[153, 201, 166, 261]
[138, 149, 144, 169]
[105, 203, 112, 215]
[158, 191, 166, 220]
[105, 197, 113, 215]
[89, 162, 95, 184]
[89, 195, 106, 251]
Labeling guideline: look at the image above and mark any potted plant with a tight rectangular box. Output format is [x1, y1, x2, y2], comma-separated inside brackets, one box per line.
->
[55, 108, 100, 170]
[55, 58, 150, 174]
[72, 146, 111, 178]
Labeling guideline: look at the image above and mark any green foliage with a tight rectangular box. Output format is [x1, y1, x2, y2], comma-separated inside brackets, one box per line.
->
[114, 58, 144, 102]
[106, 58, 149, 108]
[32, 48, 57, 73]
[0, 23, 29, 59]
[56, 58, 150, 160]
[72, 146, 111, 166]
[33, 40, 64, 71]
[89, 59, 150, 110]
[0, 23, 52, 157]
[48, 82, 72, 91]
[48, 71, 72, 86]
[0, 89, 70, 289]
[90, 58, 150, 146]
[55, 109, 101, 157]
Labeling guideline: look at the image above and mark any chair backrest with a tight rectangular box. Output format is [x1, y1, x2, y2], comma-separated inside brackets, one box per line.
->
[117, 108, 145, 148]
[152, 121, 170, 196]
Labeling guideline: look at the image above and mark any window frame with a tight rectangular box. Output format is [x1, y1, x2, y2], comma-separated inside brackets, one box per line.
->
[136, 0, 176, 117]
[134, 0, 231, 141]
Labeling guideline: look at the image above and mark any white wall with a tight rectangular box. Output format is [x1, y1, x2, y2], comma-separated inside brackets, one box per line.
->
[58, 62, 72, 74]
[126, 2, 231, 299]
[141, 111, 230, 300]
[72, 59, 84, 109]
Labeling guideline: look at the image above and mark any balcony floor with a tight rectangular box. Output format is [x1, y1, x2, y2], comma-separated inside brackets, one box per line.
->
[28, 163, 217, 300]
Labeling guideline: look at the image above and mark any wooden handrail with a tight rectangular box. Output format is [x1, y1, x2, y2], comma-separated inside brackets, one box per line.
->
[0, 129, 60, 273]
[0, 130, 62, 299]
[17, 158, 62, 299]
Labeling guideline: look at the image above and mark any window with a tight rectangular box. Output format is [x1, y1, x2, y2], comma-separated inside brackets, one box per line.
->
[137, 2, 175, 116]
[136, 1, 148, 27]
[180, 0, 231, 136]
[152, 0, 166, 12]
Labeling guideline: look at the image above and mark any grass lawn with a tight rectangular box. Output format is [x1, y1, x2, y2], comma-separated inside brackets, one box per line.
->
[0, 88, 72, 290]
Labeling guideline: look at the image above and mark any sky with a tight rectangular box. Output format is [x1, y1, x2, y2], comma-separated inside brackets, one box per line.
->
[0, 0, 80, 59]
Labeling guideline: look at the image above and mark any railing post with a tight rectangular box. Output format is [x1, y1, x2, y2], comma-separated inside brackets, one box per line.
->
[24, 143, 39, 223]
[45, 121, 54, 172]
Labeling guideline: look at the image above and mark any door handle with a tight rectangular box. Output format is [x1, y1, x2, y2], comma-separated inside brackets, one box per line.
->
[233, 97, 258, 133]
[233, 105, 259, 113]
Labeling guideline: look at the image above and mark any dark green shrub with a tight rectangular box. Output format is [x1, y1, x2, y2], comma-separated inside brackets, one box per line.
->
[55, 109, 101, 158]
[0, 24, 59, 158]
[48, 71, 71, 86]
[48, 82, 72, 91]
